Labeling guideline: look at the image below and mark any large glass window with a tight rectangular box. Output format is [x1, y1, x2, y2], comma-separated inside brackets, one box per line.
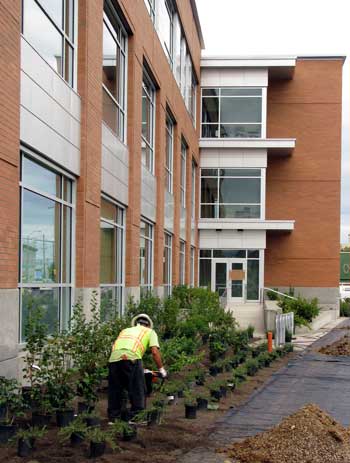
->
[200, 168, 262, 219]
[180, 140, 187, 208]
[163, 232, 172, 297]
[102, 10, 127, 141]
[190, 246, 195, 287]
[144, 0, 155, 22]
[20, 154, 74, 340]
[140, 220, 153, 293]
[179, 240, 185, 285]
[158, 0, 173, 67]
[142, 71, 156, 173]
[165, 113, 174, 193]
[22, 0, 76, 86]
[201, 88, 263, 138]
[100, 198, 125, 319]
[191, 160, 196, 220]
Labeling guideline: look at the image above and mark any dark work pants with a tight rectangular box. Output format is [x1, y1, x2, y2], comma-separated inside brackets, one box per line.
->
[108, 360, 146, 421]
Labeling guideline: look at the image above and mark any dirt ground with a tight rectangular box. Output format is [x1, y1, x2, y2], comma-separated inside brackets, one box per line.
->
[223, 403, 350, 463]
[319, 334, 350, 356]
[0, 354, 295, 463]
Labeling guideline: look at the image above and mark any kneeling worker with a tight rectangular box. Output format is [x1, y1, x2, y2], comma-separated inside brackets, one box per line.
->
[108, 313, 167, 422]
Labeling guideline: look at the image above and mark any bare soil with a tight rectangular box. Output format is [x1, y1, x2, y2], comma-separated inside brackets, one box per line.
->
[0, 354, 294, 463]
[319, 334, 350, 356]
[222, 404, 350, 463]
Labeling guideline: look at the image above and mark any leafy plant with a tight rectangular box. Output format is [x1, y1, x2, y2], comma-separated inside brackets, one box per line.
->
[246, 325, 255, 340]
[184, 390, 196, 406]
[340, 299, 350, 317]
[109, 419, 135, 438]
[0, 377, 26, 424]
[233, 365, 247, 385]
[13, 426, 47, 447]
[284, 343, 294, 353]
[58, 418, 88, 443]
[86, 426, 119, 451]
[277, 296, 320, 327]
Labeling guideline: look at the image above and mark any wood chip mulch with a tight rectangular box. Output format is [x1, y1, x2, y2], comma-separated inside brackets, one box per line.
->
[221, 404, 350, 463]
[319, 335, 350, 356]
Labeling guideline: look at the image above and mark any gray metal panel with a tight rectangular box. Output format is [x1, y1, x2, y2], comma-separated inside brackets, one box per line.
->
[101, 124, 129, 206]
[20, 37, 81, 175]
[141, 165, 156, 222]
[164, 190, 174, 233]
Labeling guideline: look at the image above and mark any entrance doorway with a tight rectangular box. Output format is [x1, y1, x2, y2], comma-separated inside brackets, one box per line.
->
[211, 258, 246, 303]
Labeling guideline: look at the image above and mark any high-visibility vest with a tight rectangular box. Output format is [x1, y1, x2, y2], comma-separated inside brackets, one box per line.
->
[109, 325, 159, 363]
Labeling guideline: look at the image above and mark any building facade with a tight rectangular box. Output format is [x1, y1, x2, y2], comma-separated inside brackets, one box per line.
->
[0, 0, 344, 377]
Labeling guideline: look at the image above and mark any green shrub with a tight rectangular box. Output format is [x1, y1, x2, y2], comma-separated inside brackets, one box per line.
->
[233, 365, 247, 384]
[245, 358, 259, 376]
[257, 352, 271, 368]
[340, 299, 350, 317]
[284, 343, 294, 353]
[285, 329, 293, 342]
[277, 296, 320, 327]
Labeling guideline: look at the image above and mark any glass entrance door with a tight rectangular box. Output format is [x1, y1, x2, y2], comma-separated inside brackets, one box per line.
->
[212, 258, 246, 303]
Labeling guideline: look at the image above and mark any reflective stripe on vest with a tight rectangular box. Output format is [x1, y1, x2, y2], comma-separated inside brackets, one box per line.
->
[113, 326, 150, 354]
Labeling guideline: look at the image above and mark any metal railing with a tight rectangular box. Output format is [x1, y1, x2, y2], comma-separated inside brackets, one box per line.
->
[261, 287, 297, 304]
[275, 312, 294, 347]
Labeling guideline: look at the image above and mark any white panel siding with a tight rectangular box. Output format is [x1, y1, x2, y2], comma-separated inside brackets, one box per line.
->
[141, 166, 156, 222]
[199, 229, 266, 249]
[164, 190, 174, 233]
[101, 124, 129, 206]
[201, 68, 268, 88]
[20, 37, 81, 175]
[200, 149, 267, 168]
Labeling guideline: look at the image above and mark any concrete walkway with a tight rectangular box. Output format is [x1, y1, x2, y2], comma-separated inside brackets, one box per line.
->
[181, 318, 350, 463]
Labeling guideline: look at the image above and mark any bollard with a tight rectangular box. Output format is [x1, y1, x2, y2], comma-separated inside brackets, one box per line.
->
[267, 331, 273, 353]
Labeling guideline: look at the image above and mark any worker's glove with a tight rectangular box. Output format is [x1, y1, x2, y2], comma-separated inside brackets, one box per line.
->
[159, 367, 167, 378]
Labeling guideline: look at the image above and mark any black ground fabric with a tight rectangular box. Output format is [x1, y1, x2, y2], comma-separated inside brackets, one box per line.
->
[180, 319, 350, 462]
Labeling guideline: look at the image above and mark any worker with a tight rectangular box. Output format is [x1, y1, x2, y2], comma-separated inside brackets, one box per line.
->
[107, 313, 167, 422]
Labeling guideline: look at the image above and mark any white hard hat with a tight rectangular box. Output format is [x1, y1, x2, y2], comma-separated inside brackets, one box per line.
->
[131, 313, 154, 329]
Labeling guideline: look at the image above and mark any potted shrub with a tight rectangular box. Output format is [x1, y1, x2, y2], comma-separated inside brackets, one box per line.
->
[58, 418, 88, 446]
[284, 343, 294, 353]
[162, 383, 178, 404]
[86, 426, 118, 458]
[184, 391, 197, 419]
[196, 392, 209, 410]
[232, 365, 247, 386]
[245, 358, 259, 376]
[80, 411, 101, 427]
[195, 370, 206, 386]
[209, 382, 222, 401]
[14, 426, 47, 457]
[0, 377, 26, 444]
[257, 352, 271, 368]
[110, 419, 138, 441]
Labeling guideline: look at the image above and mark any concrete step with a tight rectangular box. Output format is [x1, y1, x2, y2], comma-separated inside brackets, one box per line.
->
[295, 309, 339, 334]
[226, 302, 265, 335]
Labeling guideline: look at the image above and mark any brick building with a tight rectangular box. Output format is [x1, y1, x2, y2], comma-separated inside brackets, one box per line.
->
[0, 0, 344, 376]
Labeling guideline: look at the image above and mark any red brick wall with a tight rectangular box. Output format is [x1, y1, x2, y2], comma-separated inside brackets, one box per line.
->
[0, 0, 21, 289]
[76, 0, 103, 288]
[265, 59, 343, 287]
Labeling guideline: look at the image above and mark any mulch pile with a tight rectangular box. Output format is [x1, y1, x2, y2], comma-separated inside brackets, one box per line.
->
[319, 335, 350, 356]
[222, 404, 350, 463]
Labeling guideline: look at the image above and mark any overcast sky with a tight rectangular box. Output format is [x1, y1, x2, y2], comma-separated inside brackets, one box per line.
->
[196, 0, 349, 244]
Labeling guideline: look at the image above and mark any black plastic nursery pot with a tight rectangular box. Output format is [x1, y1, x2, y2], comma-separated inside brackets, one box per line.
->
[196, 398, 208, 410]
[17, 438, 33, 457]
[56, 409, 75, 427]
[70, 432, 85, 446]
[210, 389, 222, 401]
[220, 386, 227, 398]
[195, 378, 205, 386]
[122, 425, 137, 441]
[177, 389, 184, 398]
[0, 424, 16, 444]
[216, 366, 223, 374]
[77, 401, 95, 415]
[185, 404, 197, 419]
[209, 366, 218, 377]
[31, 412, 52, 427]
[85, 416, 101, 427]
[148, 409, 162, 426]
[225, 364, 232, 372]
[89, 441, 106, 458]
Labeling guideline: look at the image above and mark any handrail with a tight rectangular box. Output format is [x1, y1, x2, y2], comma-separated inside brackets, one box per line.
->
[263, 287, 296, 300]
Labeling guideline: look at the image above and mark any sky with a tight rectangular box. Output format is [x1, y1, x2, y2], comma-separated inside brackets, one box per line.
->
[196, 0, 349, 244]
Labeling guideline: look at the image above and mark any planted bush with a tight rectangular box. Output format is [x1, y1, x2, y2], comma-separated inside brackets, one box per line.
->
[245, 358, 259, 376]
[277, 296, 320, 327]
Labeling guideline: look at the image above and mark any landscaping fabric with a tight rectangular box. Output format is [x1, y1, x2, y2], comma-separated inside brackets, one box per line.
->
[223, 404, 350, 463]
[319, 334, 350, 356]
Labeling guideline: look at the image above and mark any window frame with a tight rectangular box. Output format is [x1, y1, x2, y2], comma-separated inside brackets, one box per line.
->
[100, 196, 125, 317]
[21, 0, 77, 87]
[200, 168, 264, 220]
[163, 231, 172, 297]
[180, 139, 187, 208]
[165, 113, 174, 194]
[102, 8, 128, 142]
[191, 160, 196, 220]
[140, 218, 154, 293]
[142, 70, 156, 174]
[190, 246, 195, 287]
[144, 0, 156, 23]
[201, 87, 266, 139]
[19, 149, 75, 341]
[179, 240, 185, 285]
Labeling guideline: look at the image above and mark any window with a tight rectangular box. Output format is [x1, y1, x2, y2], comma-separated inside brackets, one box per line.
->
[140, 220, 153, 293]
[200, 168, 262, 219]
[102, 10, 127, 141]
[163, 232, 172, 297]
[165, 113, 174, 193]
[19, 154, 74, 340]
[191, 160, 196, 220]
[190, 246, 195, 287]
[100, 198, 125, 319]
[144, 0, 155, 22]
[201, 88, 263, 138]
[190, 74, 197, 124]
[179, 240, 185, 285]
[22, 0, 75, 86]
[180, 140, 187, 207]
[158, 0, 174, 66]
[142, 71, 156, 173]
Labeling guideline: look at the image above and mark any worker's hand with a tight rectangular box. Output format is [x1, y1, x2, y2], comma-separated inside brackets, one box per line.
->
[159, 367, 167, 378]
